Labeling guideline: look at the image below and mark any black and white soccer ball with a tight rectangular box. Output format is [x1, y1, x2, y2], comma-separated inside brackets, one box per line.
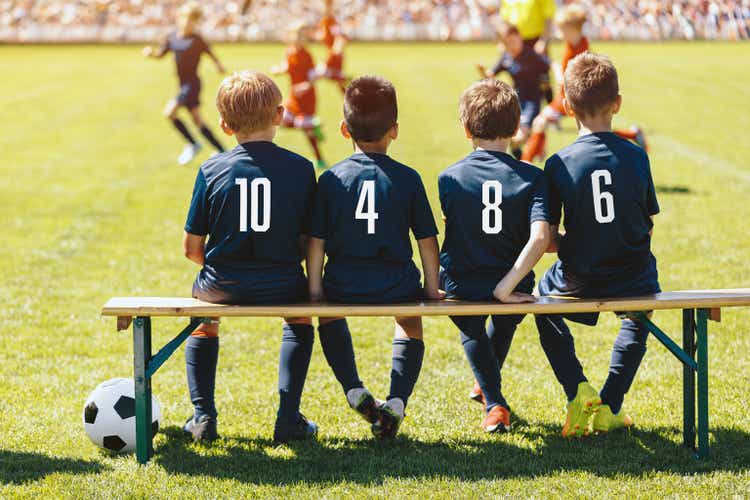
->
[82, 378, 161, 453]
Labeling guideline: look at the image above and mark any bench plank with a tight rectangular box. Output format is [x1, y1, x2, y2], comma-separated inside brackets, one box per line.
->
[102, 289, 750, 318]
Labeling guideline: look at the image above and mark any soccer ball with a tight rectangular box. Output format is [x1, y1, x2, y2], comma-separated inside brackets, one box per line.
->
[83, 378, 161, 453]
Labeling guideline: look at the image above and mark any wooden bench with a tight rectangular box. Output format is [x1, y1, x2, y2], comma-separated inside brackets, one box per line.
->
[102, 289, 750, 464]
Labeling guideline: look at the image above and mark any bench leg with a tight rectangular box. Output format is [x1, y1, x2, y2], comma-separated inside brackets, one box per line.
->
[696, 308, 710, 459]
[682, 309, 696, 451]
[133, 316, 153, 464]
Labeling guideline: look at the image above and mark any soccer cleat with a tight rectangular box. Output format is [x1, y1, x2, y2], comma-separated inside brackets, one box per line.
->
[178, 142, 202, 165]
[482, 405, 511, 433]
[183, 414, 218, 442]
[631, 125, 649, 153]
[346, 387, 380, 423]
[315, 159, 328, 169]
[273, 413, 318, 444]
[562, 382, 601, 438]
[592, 404, 633, 433]
[469, 380, 485, 406]
[371, 397, 404, 440]
[312, 122, 325, 142]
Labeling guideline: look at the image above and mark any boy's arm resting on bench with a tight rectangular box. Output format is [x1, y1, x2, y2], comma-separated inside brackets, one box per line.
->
[183, 231, 206, 267]
[307, 237, 326, 302]
[417, 236, 445, 300]
[493, 220, 551, 303]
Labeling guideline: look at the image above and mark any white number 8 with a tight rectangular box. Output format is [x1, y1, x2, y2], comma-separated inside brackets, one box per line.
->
[482, 180, 502, 234]
[591, 169, 615, 223]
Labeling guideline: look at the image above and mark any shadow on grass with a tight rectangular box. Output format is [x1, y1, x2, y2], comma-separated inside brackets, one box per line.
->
[0, 450, 106, 484]
[154, 423, 750, 485]
[655, 184, 692, 194]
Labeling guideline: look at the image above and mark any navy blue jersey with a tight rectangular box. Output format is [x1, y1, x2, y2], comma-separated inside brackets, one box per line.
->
[491, 46, 550, 102]
[162, 32, 208, 84]
[439, 149, 549, 298]
[545, 132, 659, 285]
[185, 141, 316, 290]
[310, 152, 438, 302]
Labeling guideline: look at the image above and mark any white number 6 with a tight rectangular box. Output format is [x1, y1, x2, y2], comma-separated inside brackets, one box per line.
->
[591, 169, 615, 223]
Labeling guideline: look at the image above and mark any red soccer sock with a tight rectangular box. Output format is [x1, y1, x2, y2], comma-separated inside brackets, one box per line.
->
[521, 131, 546, 162]
[614, 128, 637, 140]
[306, 130, 324, 163]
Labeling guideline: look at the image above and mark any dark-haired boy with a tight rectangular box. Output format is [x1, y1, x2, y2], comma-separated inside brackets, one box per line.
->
[535, 53, 661, 437]
[183, 70, 319, 444]
[308, 76, 442, 439]
[439, 79, 550, 433]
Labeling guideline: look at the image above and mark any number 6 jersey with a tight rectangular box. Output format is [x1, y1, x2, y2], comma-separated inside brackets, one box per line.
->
[310, 152, 438, 303]
[438, 149, 550, 299]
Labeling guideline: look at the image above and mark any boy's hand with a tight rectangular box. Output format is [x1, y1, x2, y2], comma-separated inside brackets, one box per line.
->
[475, 63, 489, 79]
[309, 287, 326, 302]
[424, 287, 446, 301]
[142, 46, 154, 57]
[496, 290, 537, 304]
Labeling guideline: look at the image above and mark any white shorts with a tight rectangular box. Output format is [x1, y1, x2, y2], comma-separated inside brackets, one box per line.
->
[282, 109, 317, 129]
[316, 63, 344, 80]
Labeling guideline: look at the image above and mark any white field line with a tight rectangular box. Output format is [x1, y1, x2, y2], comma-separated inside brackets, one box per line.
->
[653, 134, 750, 183]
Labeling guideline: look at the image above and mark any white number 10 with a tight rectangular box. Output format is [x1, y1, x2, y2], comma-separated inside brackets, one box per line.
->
[355, 180, 379, 234]
[235, 177, 271, 232]
[591, 170, 615, 224]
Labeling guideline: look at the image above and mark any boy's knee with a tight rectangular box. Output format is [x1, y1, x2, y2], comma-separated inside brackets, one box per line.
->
[284, 317, 312, 326]
[192, 319, 219, 337]
[395, 316, 423, 340]
[531, 115, 546, 132]
[318, 316, 345, 327]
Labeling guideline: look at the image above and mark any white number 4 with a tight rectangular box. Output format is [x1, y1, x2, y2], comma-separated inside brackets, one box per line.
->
[355, 180, 379, 234]
[591, 169, 615, 223]
[235, 177, 271, 232]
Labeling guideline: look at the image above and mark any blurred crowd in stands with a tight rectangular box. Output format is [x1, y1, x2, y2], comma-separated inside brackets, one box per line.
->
[1, 0, 748, 42]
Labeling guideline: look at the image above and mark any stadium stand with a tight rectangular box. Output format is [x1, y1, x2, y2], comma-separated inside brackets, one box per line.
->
[1, 0, 748, 43]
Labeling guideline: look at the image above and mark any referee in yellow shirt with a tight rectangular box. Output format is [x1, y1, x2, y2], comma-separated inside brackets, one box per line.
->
[501, 0, 556, 54]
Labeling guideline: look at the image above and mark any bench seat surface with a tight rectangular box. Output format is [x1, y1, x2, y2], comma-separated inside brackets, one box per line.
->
[102, 289, 750, 318]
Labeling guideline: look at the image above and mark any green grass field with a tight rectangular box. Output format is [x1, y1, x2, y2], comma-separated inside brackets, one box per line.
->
[1, 42, 749, 498]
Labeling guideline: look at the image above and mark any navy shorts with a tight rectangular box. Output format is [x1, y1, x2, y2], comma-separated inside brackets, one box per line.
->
[519, 99, 541, 129]
[537, 255, 661, 325]
[176, 79, 201, 109]
[323, 260, 422, 304]
[192, 264, 307, 305]
[439, 268, 533, 302]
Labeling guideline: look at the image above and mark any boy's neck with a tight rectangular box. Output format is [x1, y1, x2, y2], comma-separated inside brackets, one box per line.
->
[472, 137, 511, 154]
[235, 127, 276, 144]
[353, 139, 390, 155]
[576, 113, 613, 136]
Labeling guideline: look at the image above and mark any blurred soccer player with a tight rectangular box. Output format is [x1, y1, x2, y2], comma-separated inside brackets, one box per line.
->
[522, 4, 649, 162]
[143, 2, 226, 165]
[477, 24, 549, 159]
[316, 0, 350, 93]
[271, 23, 326, 169]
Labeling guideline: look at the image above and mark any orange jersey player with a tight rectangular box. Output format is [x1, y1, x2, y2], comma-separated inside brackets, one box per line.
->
[315, 0, 350, 93]
[272, 23, 327, 168]
[521, 4, 648, 163]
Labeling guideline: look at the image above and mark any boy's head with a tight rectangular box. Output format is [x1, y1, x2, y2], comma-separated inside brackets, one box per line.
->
[324, 0, 334, 15]
[284, 21, 309, 45]
[216, 70, 283, 139]
[178, 2, 202, 32]
[459, 79, 520, 141]
[342, 75, 398, 144]
[498, 23, 523, 57]
[563, 52, 621, 120]
[555, 4, 586, 44]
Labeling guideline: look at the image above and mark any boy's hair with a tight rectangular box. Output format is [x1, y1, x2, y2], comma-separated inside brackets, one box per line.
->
[216, 70, 282, 134]
[459, 79, 520, 140]
[343, 75, 398, 142]
[179, 1, 203, 22]
[564, 52, 619, 118]
[555, 4, 587, 28]
[497, 23, 520, 39]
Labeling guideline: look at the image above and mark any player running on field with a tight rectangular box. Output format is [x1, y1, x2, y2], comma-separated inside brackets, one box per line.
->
[316, 0, 350, 93]
[308, 76, 443, 440]
[439, 79, 551, 433]
[535, 53, 661, 438]
[521, 3, 648, 162]
[271, 23, 326, 169]
[182, 71, 320, 444]
[143, 2, 226, 165]
[477, 24, 550, 160]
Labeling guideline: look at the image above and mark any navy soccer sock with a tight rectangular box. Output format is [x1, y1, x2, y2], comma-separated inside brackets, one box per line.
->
[487, 315, 522, 407]
[452, 315, 505, 410]
[185, 335, 219, 419]
[199, 125, 225, 152]
[277, 323, 315, 425]
[535, 314, 587, 401]
[599, 319, 649, 414]
[387, 337, 425, 406]
[171, 118, 197, 144]
[318, 319, 363, 393]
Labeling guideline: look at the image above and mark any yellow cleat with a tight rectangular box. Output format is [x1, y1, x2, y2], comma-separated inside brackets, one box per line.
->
[562, 382, 601, 438]
[592, 404, 633, 434]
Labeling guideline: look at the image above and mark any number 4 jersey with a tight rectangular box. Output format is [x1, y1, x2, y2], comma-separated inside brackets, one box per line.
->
[184, 141, 316, 304]
[542, 132, 660, 294]
[310, 152, 438, 303]
[438, 149, 550, 300]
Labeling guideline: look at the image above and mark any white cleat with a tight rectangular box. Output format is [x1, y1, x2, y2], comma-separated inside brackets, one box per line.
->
[178, 142, 202, 165]
[346, 387, 380, 423]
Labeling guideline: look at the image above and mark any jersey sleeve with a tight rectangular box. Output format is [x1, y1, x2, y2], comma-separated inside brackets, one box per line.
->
[184, 169, 210, 235]
[309, 172, 331, 239]
[411, 175, 439, 240]
[645, 157, 660, 216]
[300, 163, 317, 235]
[529, 173, 551, 224]
[543, 156, 563, 225]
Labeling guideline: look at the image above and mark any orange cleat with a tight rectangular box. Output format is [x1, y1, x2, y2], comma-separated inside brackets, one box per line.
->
[482, 405, 511, 433]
